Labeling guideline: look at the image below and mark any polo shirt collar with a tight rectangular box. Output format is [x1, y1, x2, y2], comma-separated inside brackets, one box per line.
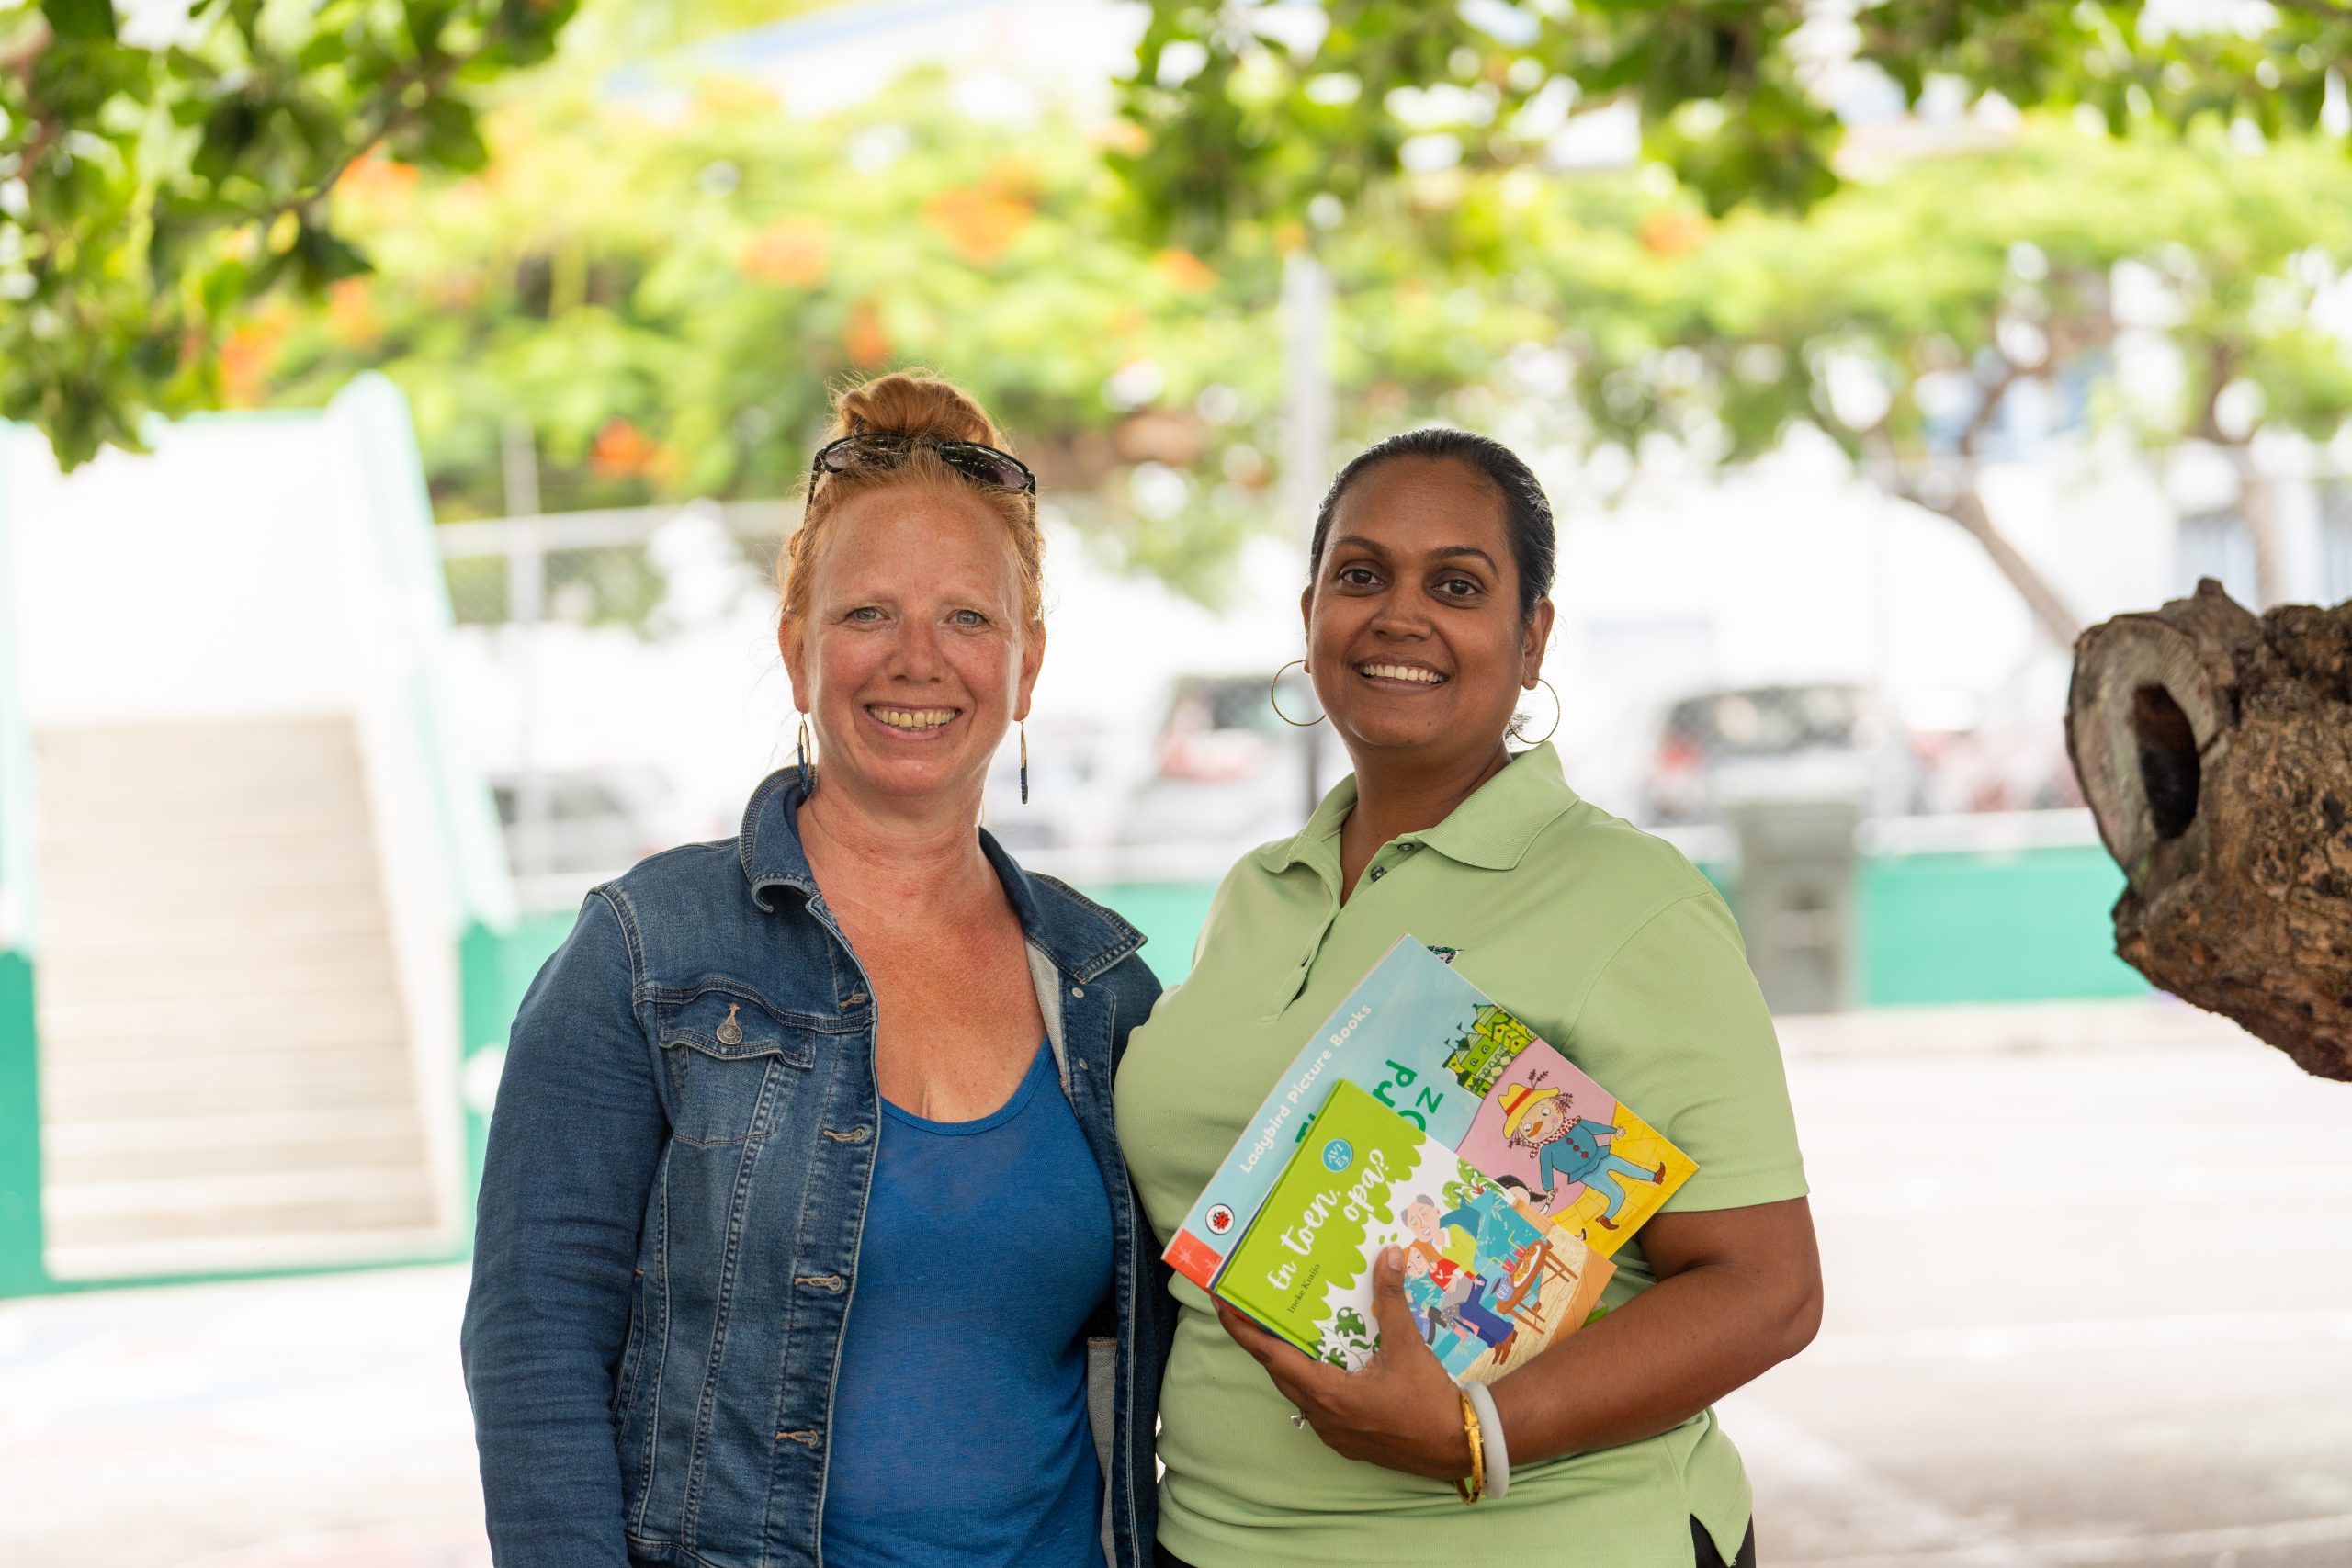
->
[1251, 741, 1577, 876]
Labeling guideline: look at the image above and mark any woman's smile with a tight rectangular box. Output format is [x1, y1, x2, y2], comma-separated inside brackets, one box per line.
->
[864, 702, 963, 736]
[1353, 660, 1451, 689]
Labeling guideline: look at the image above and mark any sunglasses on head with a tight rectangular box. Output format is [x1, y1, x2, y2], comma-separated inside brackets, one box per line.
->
[807, 432, 1036, 500]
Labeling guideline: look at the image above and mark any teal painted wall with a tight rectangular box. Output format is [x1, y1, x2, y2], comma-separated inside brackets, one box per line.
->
[458, 912, 575, 1215]
[0, 951, 43, 1295]
[1857, 845, 2145, 1006]
[1082, 881, 1216, 986]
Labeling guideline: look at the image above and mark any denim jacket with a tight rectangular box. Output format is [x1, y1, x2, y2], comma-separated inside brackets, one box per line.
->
[461, 768, 1173, 1568]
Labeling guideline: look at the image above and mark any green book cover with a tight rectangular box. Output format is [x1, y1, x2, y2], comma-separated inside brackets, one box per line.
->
[1213, 1080, 1613, 1384]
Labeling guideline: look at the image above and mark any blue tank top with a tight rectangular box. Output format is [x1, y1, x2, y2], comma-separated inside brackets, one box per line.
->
[820, 1041, 1114, 1568]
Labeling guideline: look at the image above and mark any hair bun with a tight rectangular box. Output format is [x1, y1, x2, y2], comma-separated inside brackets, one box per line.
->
[831, 370, 1003, 448]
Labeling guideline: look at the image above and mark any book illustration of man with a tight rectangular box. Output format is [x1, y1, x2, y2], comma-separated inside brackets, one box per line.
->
[1402, 1247, 1517, 1363]
[1498, 1082, 1666, 1232]
[1399, 1192, 1483, 1272]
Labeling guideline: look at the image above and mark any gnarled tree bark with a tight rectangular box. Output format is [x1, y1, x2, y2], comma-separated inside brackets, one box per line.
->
[2066, 581, 2352, 1080]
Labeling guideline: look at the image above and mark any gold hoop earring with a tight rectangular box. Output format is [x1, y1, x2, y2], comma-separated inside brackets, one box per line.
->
[1508, 677, 1562, 748]
[1270, 659, 1327, 728]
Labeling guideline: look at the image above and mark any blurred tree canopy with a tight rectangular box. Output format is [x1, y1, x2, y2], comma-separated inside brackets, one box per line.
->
[1118, 0, 2352, 238]
[257, 67, 1572, 593]
[1512, 122, 2352, 640]
[19, 0, 2352, 477]
[17, 0, 2352, 630]
[0, 0, 581, 468]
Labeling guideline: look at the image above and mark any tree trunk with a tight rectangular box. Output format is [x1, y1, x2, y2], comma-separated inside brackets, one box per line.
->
[1916, 481, 2086, 649]
[2065, 580, 2352, 1080]
[2233, 451, 2288, 610]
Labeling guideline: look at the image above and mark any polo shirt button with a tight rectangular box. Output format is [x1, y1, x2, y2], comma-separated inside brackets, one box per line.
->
[1369, 865, 1386, 882]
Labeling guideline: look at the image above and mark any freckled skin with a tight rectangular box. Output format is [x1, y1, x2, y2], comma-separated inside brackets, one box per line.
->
[783, 485, 1040, 814]
[778, 482, 1049, 1122]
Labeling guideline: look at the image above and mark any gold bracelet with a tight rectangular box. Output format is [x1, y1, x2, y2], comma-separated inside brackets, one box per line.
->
[1454, 1389, 1486, 1505]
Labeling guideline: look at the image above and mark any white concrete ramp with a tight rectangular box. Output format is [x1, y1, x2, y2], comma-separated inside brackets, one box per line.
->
[33, 717, 441, 1279]
[0, 376, 509, 1286]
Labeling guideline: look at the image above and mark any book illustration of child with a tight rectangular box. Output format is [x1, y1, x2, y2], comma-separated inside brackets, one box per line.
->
[1402, 1245, 1517, 1364]
[1497, 1083, 1667, 1232]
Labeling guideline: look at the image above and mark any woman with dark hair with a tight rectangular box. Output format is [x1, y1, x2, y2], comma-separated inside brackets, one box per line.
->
[1115, 429, 1820, 1567]
[462, 372, 1171, 1568]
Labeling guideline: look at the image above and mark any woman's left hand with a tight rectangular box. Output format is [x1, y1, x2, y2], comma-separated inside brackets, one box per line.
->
[1215, 1245, 1475, 1481]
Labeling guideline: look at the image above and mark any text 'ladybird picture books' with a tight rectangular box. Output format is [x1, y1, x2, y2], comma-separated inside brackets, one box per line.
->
[1212, 1081, 1614, 1382]
[1165, 936, 1699, 1294]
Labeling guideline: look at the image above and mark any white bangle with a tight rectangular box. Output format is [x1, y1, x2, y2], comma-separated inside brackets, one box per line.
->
[1462, 1381, 1510, 1500]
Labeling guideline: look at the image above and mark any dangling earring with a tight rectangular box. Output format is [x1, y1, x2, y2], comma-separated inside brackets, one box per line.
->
[1269, 658, 1327, 727]
[1019, 720, 1030, 805]
[1507, 678, 1562, 748]
[797, 716, 813, 781]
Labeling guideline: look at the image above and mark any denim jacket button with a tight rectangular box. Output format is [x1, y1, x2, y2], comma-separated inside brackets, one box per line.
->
[1069, 985, 1085, 998]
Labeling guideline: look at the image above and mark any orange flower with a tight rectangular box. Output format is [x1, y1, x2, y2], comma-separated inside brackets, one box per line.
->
[844, 300, 891, 367]
[1638, 209, 1711, 257]
[1152, 248, 1216, 292]
[326, 277, 381, 348]
[218, 310, 290, 406]
[922, 183, 1034, 265]
[334, 152, 420, 208]
[1091, 118, 1148, 157]
[592, 417, 662, 477]
[738, 217, 831, 288]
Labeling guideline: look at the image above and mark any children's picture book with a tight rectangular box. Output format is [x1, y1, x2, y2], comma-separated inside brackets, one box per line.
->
[1212, 1080, 1613, 1383]
[1164, 935, 1697, 1293]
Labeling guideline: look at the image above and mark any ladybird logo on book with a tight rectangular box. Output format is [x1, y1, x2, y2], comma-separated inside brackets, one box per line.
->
[1211, 1081, 1613, 1382]
[1161, 935, 1698, 1295]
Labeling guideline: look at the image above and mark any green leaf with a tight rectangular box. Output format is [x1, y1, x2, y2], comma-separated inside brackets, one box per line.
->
[414, 96, 488, 172]
[296, 32, 351, 73]
[190, 99, 257, 183]
[40, 0, 116, 44]
[293, 221, 370, 288]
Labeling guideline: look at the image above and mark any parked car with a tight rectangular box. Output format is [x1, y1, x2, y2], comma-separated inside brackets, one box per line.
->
[491, 764, 695, 908]
[1116, 671, 1350, 851]
[1641, 683, 1906, 826]
[1902, 658, 2085, 815]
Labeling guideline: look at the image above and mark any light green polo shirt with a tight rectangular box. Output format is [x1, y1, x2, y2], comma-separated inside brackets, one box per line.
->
[1113, 742, 1808, 1567]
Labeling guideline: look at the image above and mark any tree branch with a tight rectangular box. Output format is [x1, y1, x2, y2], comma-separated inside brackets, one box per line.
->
[1956, 356, 2027, 460]
[2192, 338, 2238, 445]
[1857, 402, 2083, 648]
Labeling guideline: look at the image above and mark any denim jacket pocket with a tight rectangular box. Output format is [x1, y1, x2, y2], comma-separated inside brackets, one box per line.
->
[652, 987, 814, 1147]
